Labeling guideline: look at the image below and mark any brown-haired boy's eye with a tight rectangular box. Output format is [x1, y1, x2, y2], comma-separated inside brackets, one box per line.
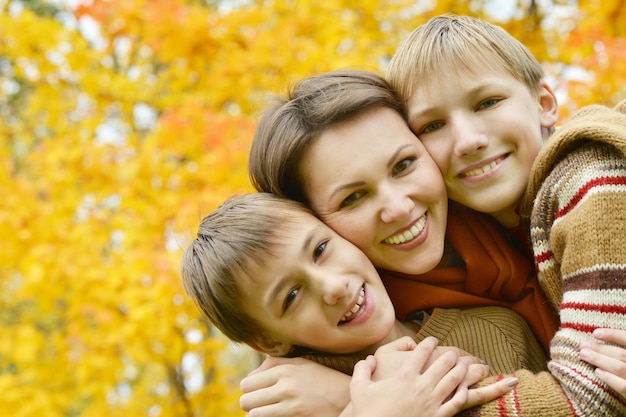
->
[283, 287, 299, 312]
[313, 240, 327, 260]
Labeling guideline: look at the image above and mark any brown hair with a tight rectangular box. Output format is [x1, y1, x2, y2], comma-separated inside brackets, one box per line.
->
[180, 193, 313, 345]
[249, 69, 405, 202]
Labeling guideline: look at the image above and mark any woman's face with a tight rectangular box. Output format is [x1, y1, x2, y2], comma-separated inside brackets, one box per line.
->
[300, 106, 448, 275]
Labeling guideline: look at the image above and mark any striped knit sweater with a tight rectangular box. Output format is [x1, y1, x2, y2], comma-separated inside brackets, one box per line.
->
[461, 99, 626, 416]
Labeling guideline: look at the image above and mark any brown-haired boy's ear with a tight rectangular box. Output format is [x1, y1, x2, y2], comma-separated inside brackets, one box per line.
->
[250, 334, 293, 356]
[538, 81, 559, 130]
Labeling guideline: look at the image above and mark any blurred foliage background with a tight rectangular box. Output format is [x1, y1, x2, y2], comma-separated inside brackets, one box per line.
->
[1, 0, 624, 415]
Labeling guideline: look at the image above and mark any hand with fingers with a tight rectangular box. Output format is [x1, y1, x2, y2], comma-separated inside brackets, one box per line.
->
[373, 337, 518, 411]
[580, 328, 626, 398]
[351, 337, 468, 417]
[240, 356, 351, 417]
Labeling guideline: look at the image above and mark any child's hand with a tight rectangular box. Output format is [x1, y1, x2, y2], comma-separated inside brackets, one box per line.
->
[240, 356, 350, 417]
[371, 336, 488, 380]
[369, 336, 419, 379]
[580, 328, 626, 398]
[445, 347, 519, 410]
[351, 338, 469, 417]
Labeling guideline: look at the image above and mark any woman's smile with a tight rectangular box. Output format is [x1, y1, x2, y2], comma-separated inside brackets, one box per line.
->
[302, 106, 448, 275]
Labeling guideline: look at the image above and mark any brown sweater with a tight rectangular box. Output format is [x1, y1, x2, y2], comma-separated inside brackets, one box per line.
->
[303, 306, 548, 377]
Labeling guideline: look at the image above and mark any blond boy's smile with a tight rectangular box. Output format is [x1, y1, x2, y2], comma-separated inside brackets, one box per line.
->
[459, 154, 508, 179]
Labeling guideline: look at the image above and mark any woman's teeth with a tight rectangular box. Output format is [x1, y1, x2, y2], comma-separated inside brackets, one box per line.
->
[384, 215, 426, 245]
[340, 286, 365, 324]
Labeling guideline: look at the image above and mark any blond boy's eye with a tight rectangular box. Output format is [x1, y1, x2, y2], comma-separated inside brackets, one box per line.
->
[478, 98, 499, 110]
[421, 122, 444, 134]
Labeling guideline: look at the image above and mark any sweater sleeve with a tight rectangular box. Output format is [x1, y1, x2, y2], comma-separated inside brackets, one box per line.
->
[527, 143, 626, 415]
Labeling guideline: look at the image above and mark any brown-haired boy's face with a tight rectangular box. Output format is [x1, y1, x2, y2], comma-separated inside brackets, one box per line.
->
[238, 209, 396, 356]
[406, 66, 558, 227]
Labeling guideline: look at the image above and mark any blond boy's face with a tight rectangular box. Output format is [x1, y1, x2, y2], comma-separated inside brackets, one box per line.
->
[406, 66, 558, 227]
[239, 209, 396, 356]
[301, 106, 448, 276]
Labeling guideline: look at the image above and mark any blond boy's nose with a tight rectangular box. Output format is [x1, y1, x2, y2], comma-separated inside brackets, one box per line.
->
[455, 130, 489, 157]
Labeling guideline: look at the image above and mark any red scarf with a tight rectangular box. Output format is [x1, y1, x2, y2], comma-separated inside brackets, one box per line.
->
[381, 202, 559, 352]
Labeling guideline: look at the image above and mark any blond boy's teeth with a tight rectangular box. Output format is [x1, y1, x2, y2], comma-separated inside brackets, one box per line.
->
[461, 157, 504, 178]
[384, 215, 426, 245]
[340, 287, 365, 323]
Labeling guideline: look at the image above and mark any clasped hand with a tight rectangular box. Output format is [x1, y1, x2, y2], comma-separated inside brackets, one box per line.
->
[240, 336, 518, 417]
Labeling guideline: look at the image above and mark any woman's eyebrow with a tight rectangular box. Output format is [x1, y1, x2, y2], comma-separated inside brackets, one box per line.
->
[387, 144, 411, 168]
[329, 181, 365, 200]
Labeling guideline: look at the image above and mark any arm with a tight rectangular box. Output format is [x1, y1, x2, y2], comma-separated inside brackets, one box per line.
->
[457, 326, 626, 417]
[503, 137, 626, 416]
[239, 339, 426, 417]
[530, 144, 626, 415]
[239, 356, 351, 417]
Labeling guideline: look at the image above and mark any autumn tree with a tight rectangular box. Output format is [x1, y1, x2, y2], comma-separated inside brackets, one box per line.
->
[1, 0, 624, 416]
[1, 1, 252, 416]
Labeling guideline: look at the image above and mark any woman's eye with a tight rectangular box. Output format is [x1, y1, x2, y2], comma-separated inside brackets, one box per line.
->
[283, 287, 300, 312]
[339, 191, 365, 209]
[478, 98, 499, 110]
[313, 240, 327, 261]
[392, 158, 414, 176]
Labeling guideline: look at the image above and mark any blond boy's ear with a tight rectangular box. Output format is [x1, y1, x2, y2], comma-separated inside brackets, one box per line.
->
[250, 334, 293, 357]
[538, 81, 559, 129]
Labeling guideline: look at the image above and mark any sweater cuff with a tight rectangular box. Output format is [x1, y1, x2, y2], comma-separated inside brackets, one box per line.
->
[457, 370, 574, 417]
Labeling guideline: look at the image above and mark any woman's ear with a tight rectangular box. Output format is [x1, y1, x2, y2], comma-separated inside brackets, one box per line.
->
[538, 81, 559, 129]
[249, 334, 293, 357]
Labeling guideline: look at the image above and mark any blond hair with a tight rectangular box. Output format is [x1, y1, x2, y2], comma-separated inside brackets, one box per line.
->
[180, 193, 313, 345]
[387, 14, 545, 105]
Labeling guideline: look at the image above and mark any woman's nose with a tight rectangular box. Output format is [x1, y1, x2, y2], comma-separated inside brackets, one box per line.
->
[380, 189, 414, 224]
